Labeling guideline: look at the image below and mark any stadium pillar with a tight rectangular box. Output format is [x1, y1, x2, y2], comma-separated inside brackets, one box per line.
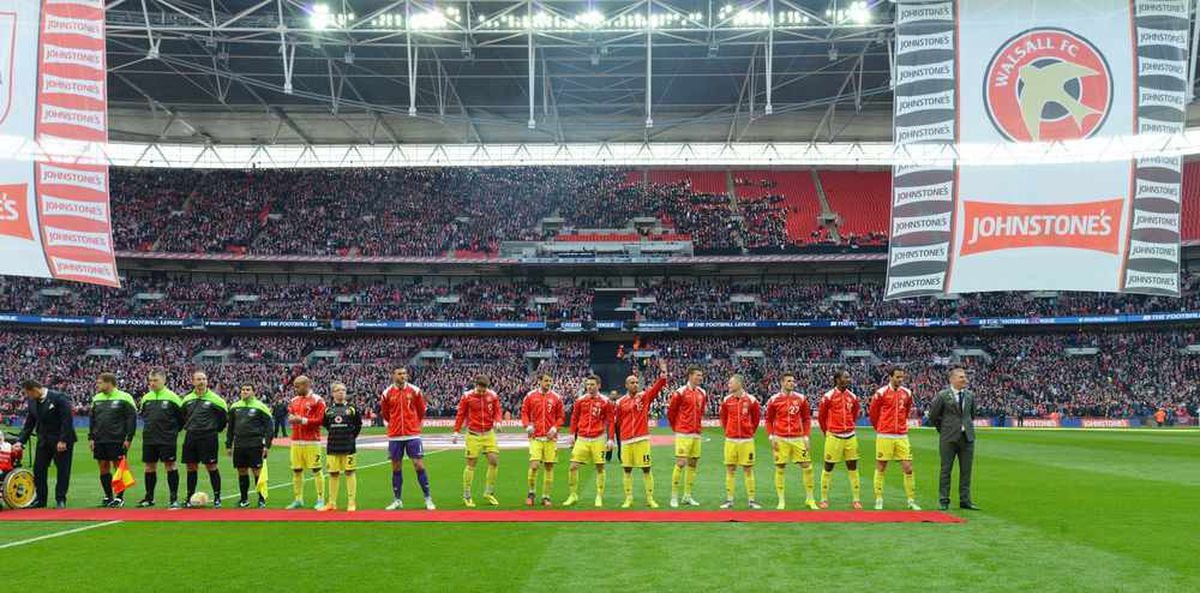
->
[765, 0, 774, 115]
[645, 0, 653, 128]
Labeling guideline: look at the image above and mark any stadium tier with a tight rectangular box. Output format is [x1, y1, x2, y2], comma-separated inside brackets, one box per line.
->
[4, 273, 1199, 322]
[107, 165, 1200, 257]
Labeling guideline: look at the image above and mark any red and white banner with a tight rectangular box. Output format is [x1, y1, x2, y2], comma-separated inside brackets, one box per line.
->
[0, 0, 117, 287]
[887, 0, 1185, 297]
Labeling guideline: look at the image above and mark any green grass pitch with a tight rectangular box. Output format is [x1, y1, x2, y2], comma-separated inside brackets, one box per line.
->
[1, 427, 1196, 592]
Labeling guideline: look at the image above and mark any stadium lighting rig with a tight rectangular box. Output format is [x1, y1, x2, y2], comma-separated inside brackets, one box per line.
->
[303, 1, 872, 33]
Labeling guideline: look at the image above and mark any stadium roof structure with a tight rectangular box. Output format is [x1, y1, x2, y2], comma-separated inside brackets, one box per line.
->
[88, 0, 1200, 166]
[106, 0, 907, 147]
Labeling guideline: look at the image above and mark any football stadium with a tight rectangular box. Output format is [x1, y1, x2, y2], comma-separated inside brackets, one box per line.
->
[0, 0, 1198, 591]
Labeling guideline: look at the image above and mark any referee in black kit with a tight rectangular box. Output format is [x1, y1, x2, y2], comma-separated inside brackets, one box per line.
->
[13, 380, 76, 508]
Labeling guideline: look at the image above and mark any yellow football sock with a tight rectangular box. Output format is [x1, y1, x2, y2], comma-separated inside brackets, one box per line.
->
[462, 466, 475, 496]
[328, 474, 341, 505]
[685, 466, 698, 496]
[291, 471, 304, 502]
[874, 471, 885, 500]
[774, 466, 786, 500]
[849, 469, 861, 502]
[543, 469, 554, 498]
[744, 471, 756, 501]
[527, 467, 537, 493]
[595, 468, 606, 498]
[346, 473, 357, 506]
[622, 472, 634, 498]
[644, 472, 655, 500]
[802, 466, 815, 501]
[568, 468, 579, 496]
[671, 465, 683, 497]
[820, 469, 832, 501]
[903, 471, 916, 501]
[724, 471, 735, 500]
[313, 471, 325, 500]
[485, 465, 498, 494]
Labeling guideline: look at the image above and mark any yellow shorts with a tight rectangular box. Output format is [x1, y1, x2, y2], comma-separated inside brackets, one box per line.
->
[326, 453, 358, 473]
[465, 431, 499, 459]
[875, 436, 913, 461]
[723, 440, 756, 466]
[619, 439, 652, 468]
[289, 443, 321, 470]
[570, 438, 608, 465]
[529, 438, 558, 463]
[823, 435, 860, 463]
[772, 439, 811, 465]
[674, 435, 702, 459]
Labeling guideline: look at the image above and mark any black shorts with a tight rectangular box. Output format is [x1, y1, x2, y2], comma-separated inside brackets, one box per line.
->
[142, 443, 177, 464]
[232, 446, 265, 469]
[93, 442, 126, 461]
[182, 434, 219, 465]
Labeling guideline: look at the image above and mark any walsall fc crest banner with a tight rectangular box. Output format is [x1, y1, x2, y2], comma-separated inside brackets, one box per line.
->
[886, 0, 1187, 299]
[0, 0, 118, 287]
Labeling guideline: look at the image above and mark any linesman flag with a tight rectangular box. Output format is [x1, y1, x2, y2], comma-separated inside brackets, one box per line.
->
[111, 457, 136, 495]
[256, 463, 270, 500]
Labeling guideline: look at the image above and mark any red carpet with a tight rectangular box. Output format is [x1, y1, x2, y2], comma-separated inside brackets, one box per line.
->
[0, 508, 963, 524]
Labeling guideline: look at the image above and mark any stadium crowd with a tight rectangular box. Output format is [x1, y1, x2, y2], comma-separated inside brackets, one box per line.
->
[3, 272, 1197, 322]
[108, 168, 795, 255]
[2, 330, 1196, 426]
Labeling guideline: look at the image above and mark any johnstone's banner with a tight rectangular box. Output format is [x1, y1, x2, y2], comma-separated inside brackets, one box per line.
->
[886, 0, 1186, 298]
[0, 0, 118, 287]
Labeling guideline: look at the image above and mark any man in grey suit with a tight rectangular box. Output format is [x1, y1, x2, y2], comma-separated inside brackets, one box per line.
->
[926, 367, 981, 511]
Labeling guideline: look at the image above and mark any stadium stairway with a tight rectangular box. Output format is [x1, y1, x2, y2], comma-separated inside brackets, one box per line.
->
[810, 169, 840, 242]
[590, 288, 638, 388]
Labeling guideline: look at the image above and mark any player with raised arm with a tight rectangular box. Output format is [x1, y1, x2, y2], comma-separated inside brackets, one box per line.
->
[226, 383, 273, 508]
[286, 376, 327, 510]
[181, 371, 227, 508]
[520, 372, 564, 507]
[667, 366, 707, 507]
[89, 373, 137, 508]
[322, 382, 362, 512]
[452, 375, 503, 507]
[137, 369, 184, 508]
[614, 359, 668, 508]
[380, 368, 434, 510]
[869, 367, 920, 510]
[719, 374, 761, 509]
[563, 375, 615, 508]
[818, 369, 863, 510]
[765, 372, 817, 510]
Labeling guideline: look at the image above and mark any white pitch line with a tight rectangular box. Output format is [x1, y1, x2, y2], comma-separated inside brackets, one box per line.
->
[0, 448, 452, 550]
[0, 520, 123, 550]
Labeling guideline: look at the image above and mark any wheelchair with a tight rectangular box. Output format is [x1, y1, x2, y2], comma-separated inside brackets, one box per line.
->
[0, 432, 36, 509]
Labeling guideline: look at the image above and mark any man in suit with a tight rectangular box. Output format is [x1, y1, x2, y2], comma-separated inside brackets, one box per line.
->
[13, 379, 77, 508]
[926, 367, 980, 511]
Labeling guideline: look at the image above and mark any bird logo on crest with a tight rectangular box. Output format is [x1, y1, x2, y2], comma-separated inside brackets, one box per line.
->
[984, 28, 1112, 142]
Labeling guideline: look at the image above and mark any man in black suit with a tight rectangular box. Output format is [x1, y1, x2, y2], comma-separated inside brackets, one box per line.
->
[13, 379, 77, 508]
[926, 367, 980, 511]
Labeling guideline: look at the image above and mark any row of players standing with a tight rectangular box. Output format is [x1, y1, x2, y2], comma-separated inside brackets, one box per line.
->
[10, 371, 362, 510]
[12, 361, 975, 511]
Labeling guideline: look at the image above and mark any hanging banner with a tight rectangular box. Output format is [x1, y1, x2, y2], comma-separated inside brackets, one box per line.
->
[886, 1, 957, 298]
[887, 0, 1186, 298]
[0, 0, 117, 287]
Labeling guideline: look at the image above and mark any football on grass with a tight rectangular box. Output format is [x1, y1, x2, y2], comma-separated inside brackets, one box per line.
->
[189, 492, 211, 507]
